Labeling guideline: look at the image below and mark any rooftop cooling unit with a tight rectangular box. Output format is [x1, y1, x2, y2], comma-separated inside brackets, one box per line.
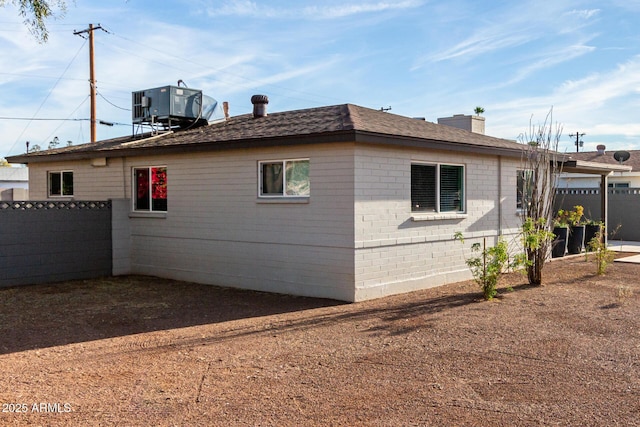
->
[132, 85, 217, 129]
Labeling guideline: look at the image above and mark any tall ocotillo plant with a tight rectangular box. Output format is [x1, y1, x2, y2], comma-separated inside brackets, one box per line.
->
[518, 109, 564, 285]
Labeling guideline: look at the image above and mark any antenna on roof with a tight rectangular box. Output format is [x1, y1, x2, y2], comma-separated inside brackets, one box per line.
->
[613, 151, 630, 163]
[380, 106, 391, 112]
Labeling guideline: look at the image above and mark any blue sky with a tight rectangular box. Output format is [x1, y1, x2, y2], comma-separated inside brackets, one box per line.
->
[1, 0, 639, 158]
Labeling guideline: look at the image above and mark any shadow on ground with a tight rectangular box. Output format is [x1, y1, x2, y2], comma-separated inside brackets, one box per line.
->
[0, 275, 345, 355]
[0, 274, 492, 355]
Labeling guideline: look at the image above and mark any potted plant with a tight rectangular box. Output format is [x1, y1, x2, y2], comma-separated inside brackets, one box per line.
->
[565, 205, 585, 254]
[552, 211, 569, 258]
[584, 219, 604, 252]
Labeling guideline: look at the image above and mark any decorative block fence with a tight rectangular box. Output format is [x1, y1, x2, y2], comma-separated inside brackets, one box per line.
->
[0, 201, 112, 287]
[555, 188, 640, 241]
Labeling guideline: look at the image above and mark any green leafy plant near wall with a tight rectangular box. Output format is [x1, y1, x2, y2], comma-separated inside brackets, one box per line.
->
[455, 233, 514, 300]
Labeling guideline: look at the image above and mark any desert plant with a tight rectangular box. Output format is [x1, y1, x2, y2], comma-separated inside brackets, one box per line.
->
[455, 233, 511, 300]
[518, 109, 564, 285]
[520, 216, 558, 265]
[587, 227, 615, 275]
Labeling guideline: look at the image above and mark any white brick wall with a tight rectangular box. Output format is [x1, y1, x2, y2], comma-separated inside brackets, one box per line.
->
[26, 141, 524, 302]
[353, 145, 522, 301]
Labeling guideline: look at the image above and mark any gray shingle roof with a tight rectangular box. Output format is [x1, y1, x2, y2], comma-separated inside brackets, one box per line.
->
[567, 150, 639, 172]
[7, 104, 525, 163]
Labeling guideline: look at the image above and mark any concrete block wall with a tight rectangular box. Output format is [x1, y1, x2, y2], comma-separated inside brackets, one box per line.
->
[555, 188, 640, 241]
[122, 145, 357, 301]
[0, 201, 112, 287]
[353, 145, 521, 300]
[111, 199, 132, 275]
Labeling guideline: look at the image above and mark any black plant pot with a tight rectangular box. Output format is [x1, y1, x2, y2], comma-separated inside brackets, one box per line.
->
[584, 224, 602, 251]
[552, 226, 569, 258]
[567, 225, 585, 254]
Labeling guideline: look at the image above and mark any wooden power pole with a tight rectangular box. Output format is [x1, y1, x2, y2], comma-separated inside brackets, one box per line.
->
[74, 24, 104, 143]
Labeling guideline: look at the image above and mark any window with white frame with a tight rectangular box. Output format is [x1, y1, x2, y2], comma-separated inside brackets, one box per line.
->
[411, 163, 464, 212]
[517, 169, 533, 210]
[259, 159, 310, 197]
[48, 171, 74, 197]
[133, 166, 167, 212]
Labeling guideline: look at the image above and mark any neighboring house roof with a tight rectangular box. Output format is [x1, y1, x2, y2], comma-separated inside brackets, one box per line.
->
[567, 150, 640, 172]
[7, 104, 526, 164]
[0, 167, 28, 182]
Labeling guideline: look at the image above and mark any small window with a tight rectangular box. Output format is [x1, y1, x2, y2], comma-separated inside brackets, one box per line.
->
[259, 159, 310, 197]
[411, 163, 464, 213]
[608, 182, 629, 188]
[48, 171, 73, 197]
[133, 166, 167, 212]
[517, 170, 533, 210]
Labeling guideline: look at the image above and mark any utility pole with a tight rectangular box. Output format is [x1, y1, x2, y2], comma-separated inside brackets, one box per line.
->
[569, 131, 585, 153]
[74, 24, 104, 143]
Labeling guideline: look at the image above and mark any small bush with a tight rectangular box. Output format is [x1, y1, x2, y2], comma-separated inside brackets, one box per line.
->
[455, 233, 510, 300]
[587, 228, 615, 275]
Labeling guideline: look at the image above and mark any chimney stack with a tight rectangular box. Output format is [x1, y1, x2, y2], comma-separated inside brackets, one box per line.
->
[251, 95, 269, 118]
[437, 114, 485, 134]
[223, 101, 230, 120]
[596, 144, 606, 155]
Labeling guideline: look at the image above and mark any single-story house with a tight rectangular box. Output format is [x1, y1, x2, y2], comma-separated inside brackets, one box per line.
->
[559, 146, 640, 189]
[7, 97, 625, 301]
[0, 166, 29, 200]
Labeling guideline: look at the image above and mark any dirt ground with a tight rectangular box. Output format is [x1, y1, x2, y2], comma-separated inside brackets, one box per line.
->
[0, 253, 639, 426]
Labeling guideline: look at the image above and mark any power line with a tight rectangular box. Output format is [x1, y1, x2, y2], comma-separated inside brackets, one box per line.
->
[0, 117, 89, 121]
[0, 72, 85, 81]
[74, 24, 108, 142]
[6, 39, 88, 156]
[569, 132, 586, 153]
[104, 31, 347, 107]
[97, 90, 131, 111]
[40, 96, 91, 146]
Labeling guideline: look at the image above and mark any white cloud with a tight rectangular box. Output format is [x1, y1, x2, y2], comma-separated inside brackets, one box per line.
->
[566, 9, 601, 20]
[303, 1, 424, 19]
[487, 55, 640, 150]
[204, 0, 424, 19]
[492, 42, 597, 88]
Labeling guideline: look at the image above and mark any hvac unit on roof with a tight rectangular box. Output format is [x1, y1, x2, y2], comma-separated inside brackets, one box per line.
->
[131, 85, 219, 132]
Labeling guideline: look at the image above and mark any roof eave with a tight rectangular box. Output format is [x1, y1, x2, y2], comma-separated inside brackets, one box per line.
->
[562, 160, 633, 175]
[7, 129, 526, 164]
[353, 130, 524, 158]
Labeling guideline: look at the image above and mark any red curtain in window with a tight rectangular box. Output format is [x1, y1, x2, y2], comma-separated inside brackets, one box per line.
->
[152, 167, 167, 200]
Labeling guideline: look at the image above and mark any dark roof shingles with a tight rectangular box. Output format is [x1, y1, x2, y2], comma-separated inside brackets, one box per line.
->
[568, 150, 640, 171]
[9, 104, 523, 161]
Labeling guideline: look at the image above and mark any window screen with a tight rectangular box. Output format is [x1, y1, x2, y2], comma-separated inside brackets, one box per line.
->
[411, 164, 436, 212]
[411, 163, 464, 213]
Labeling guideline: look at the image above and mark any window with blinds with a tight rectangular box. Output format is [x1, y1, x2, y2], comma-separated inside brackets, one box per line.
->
[411, 163, 464, 213]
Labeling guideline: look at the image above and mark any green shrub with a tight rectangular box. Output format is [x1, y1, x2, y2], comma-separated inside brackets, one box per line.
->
[455, 233, 510, 300]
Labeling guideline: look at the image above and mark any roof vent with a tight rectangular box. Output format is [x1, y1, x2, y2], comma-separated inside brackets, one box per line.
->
[251, 94, 269, 118]
[596, 144, 606, 155]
